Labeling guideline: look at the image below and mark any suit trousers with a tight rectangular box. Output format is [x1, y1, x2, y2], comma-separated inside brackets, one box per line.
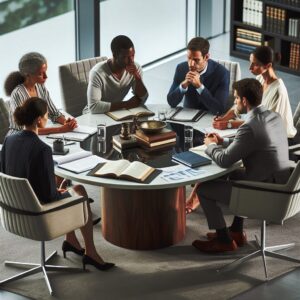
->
[196, 178, 233, 230]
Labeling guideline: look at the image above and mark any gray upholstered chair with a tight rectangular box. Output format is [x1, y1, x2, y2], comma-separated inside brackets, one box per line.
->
[0, 98, 9, 143]
[0, 172, 89, 295]
[289, 102, 300, 160]
[215, 59, 241, 110]
[220, 161, 300, 279]
[59, 56, 107, 117]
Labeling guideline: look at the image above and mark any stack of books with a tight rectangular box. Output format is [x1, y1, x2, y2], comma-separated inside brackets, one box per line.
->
[235, 28, 262, 54]
[265, 6, 286, 34]
[134, 128, 177, 150]
[288, 18, 300, 38]
[289, 43, 300, 70]
[268, 0, 300, 7]
[242, 0, 263, 28]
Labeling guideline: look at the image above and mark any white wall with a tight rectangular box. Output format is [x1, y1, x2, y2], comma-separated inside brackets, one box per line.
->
[99, 0, 188, 65]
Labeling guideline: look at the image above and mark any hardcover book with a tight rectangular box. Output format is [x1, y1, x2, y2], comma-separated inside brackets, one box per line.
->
[88, 159, 161, 183]
[172, 151, 212, 168]
[112, 135, 138, 149]
[168, 107, 206, 122]
[134, 128, 176, 143]
[106, 106, 154, 121]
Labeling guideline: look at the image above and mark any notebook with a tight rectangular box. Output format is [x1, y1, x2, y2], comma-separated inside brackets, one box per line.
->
[172, 151, 212, 168]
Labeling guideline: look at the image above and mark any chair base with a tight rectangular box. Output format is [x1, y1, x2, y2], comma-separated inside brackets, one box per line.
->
[218, 221, 300, 279]
[0, 244, 84, 295]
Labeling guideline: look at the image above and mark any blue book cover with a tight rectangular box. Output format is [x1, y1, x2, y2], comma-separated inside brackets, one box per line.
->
[172, 151, 212, 168]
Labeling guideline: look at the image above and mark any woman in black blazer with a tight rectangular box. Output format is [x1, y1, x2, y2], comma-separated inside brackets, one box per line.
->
[1, 97, 114, 271]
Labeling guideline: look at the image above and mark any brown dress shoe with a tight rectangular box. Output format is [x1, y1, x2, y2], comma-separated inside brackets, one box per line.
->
[192, 239, 238, 253]
[206, 231, 247, 247]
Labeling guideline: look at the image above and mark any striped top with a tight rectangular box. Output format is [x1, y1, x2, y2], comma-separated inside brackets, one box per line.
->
[8, 83, 62, 135]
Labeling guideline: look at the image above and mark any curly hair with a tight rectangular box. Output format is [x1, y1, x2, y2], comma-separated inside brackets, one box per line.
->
[4, 52, 47, 96]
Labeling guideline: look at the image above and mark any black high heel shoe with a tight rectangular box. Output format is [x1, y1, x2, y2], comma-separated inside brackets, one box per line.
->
[62, 241, 85, 258]
[82, 255, 115, 271]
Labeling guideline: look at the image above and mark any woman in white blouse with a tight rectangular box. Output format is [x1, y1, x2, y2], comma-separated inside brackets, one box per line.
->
[4, 52, 77, 136]
[213, 46, 296, 138]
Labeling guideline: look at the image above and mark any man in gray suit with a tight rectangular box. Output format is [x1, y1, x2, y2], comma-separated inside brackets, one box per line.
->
[193, 78, 291, 253]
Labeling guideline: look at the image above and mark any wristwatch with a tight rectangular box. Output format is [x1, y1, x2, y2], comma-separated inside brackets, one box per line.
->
[227, 121, 232, 129]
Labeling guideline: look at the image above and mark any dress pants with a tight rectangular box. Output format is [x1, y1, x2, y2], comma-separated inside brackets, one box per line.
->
[196, 178, 233, 230]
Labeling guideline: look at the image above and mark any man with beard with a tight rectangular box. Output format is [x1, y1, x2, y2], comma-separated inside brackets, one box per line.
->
[85, 35, 148, 114]
[167, 37, 230, 115]
[192, 78, 291, 253]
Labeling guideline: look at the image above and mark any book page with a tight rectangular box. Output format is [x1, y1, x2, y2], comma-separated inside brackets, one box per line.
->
[107, 109, 132, 120]
[95, 159, 130, 177]
[59, 155, 106, 173]
[53, 150, 92, 165]
[171, 108, 200, 121]
[120, 161, 154, 181]
[128, 106, 154, 116]
[73, 125, 97, 135]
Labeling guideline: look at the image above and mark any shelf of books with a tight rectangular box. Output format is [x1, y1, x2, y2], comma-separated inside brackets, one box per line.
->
[230, 0, 300, 75]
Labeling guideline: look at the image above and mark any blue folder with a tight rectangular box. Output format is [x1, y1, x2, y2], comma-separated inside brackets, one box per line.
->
[172, 151, 212, 168]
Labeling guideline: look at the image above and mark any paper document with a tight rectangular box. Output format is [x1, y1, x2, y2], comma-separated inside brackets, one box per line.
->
[161, 167, 206, 182]
[58, 155, 106, 173]
[53, 150, 92, 165]
[200, 127, 237, 137]
[47, 125, 97, 142]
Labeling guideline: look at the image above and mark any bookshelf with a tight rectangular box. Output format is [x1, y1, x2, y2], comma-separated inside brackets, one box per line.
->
[230, 0, 300, 75]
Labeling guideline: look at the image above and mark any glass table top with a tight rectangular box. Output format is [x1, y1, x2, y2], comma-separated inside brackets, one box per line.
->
[80, 122, 204, 169]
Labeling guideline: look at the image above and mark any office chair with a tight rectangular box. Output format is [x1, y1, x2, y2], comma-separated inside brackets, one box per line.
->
[0, 172, 89, 295]
[59, 56, 107, 117]
[216, 59, 241, 110]
[0, 98, 9, 144]
[219, 162, 300, 279]
[289, 102, 300, 161]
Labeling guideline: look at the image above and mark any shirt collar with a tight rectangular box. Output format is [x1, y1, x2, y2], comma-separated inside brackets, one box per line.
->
[199, 63, 208, 76]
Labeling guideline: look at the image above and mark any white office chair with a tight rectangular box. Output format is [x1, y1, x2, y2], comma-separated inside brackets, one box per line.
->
[220, 162, 300, 279]
[216, 59, 241, 110]
[0, 98, 9, 143]
[0, 172, 89, 295]
[59, 56, 107, 117]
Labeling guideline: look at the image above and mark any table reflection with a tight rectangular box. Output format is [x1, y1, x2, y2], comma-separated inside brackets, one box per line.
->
[80, 122, 204, 168]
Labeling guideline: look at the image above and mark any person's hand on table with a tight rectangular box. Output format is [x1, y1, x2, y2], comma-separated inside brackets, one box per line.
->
[204, 132, 223, 146]
[213, 120, 228, 130]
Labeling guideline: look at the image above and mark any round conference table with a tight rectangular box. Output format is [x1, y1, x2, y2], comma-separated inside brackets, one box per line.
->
[55, 105, 239, 250]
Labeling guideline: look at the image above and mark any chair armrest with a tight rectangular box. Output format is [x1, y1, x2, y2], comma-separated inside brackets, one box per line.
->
[40, 195, 87, 214]
[0, 195, 87, 216]
[231, 181, 299, 195]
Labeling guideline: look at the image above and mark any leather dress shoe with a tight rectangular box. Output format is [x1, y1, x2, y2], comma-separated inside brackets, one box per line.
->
[192, 238, 238, 253]
[206, 231, 247, 247]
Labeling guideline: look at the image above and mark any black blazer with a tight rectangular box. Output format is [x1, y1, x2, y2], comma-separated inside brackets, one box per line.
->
[1, 130, 61, 203]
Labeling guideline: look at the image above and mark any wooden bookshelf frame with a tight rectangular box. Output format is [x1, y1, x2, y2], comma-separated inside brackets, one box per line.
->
[230, 0, 300, 75]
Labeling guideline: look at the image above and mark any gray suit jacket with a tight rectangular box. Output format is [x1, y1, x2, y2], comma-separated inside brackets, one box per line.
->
[205, 106, 291, 183]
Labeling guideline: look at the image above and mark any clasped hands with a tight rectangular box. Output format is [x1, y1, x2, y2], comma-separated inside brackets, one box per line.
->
[62, 117, 77, 131]
[204, 132, 223, 146]
[182, 71, 202, 89]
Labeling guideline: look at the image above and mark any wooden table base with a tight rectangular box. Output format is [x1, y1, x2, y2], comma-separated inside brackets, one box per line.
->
[101, 187, 186, 250]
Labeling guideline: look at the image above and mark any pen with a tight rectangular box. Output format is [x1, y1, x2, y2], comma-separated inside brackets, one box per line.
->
[64, 141, 76, 146]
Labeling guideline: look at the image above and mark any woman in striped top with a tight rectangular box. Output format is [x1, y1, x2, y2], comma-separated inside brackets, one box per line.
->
[4, 52, 77, 136]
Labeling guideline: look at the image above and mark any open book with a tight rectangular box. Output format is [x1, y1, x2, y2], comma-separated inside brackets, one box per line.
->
[53, 150, 106, 173]
[168, 107, 206, 122]
[106, 106, 154, 121]
[47, 125, 97, 142]
[88, 159, 160, 183]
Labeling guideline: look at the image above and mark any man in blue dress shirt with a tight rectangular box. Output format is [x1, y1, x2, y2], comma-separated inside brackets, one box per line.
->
[167, 37, 230, 115]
